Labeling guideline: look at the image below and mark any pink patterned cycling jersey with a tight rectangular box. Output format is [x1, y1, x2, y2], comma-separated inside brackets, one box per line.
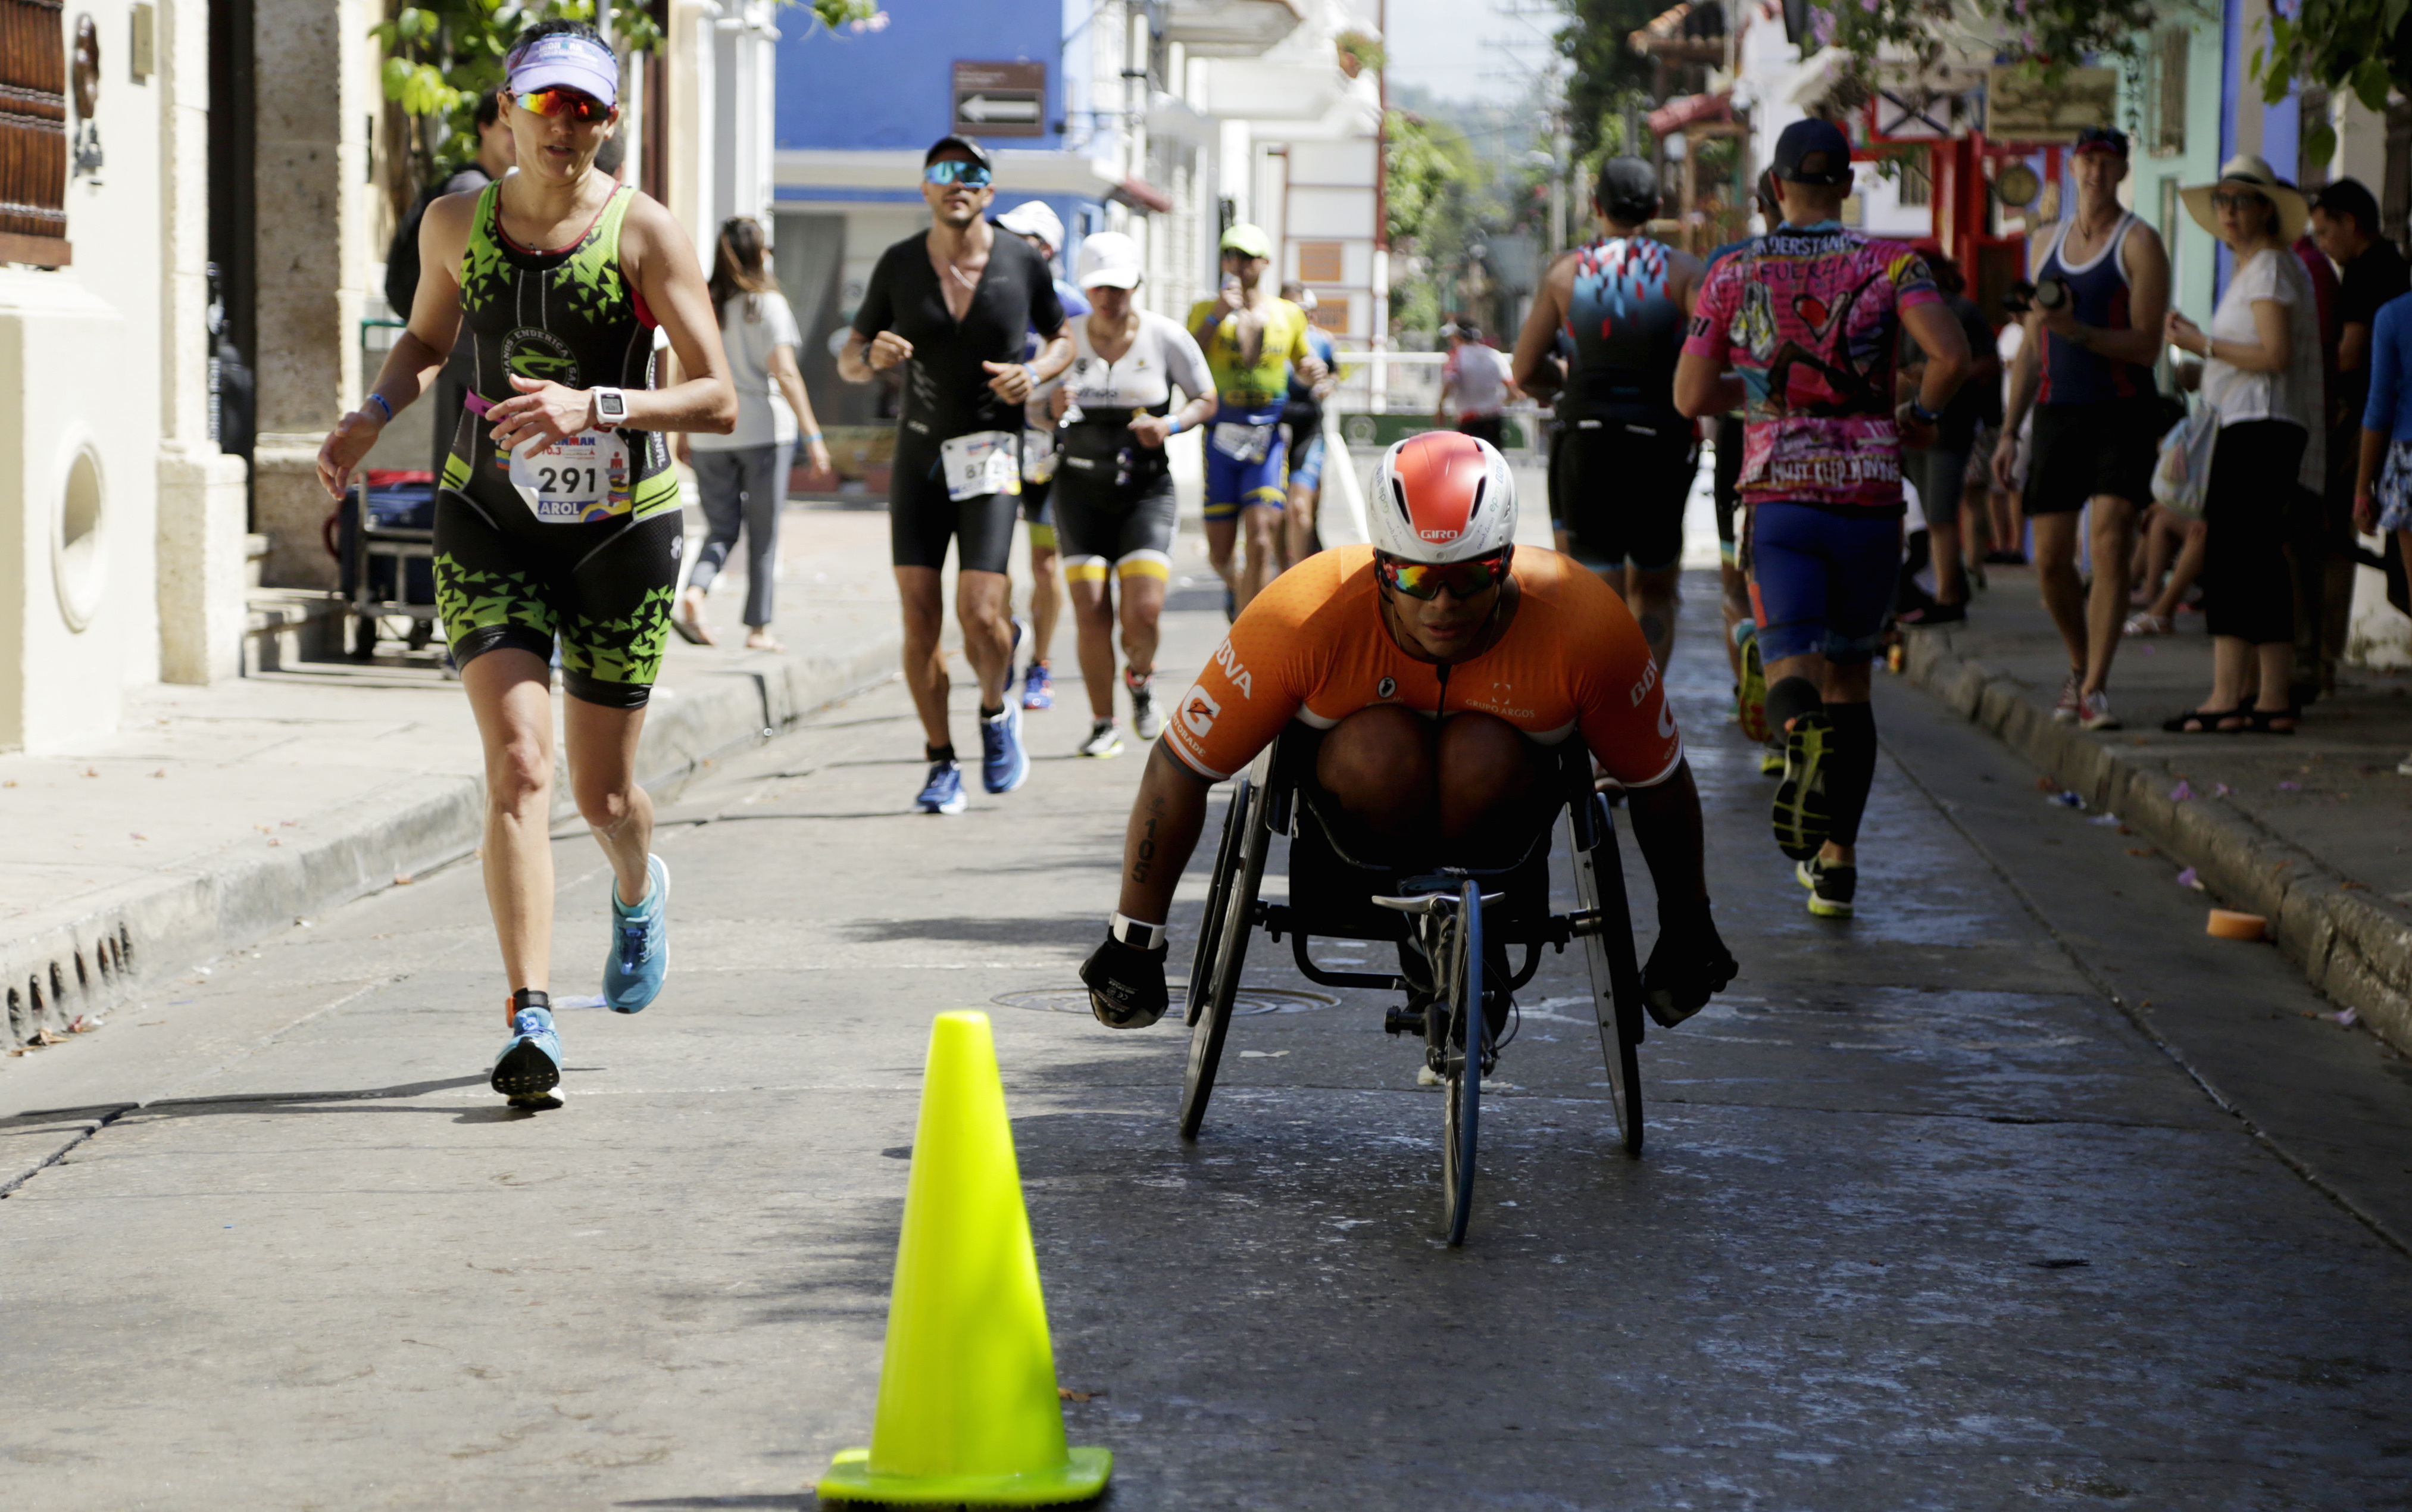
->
[1682, 224, 1939, 511]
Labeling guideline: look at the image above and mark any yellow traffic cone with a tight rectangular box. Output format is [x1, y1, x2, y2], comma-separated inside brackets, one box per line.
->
[817, 1011, 1113, 1507]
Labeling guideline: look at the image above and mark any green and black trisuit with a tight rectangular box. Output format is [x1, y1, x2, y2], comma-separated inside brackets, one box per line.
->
[436, 180, 682, 708]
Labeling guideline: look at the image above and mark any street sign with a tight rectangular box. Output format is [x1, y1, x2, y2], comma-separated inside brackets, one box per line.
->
[1870, 86, 1980, 143]
[952, 61, 1046, 139]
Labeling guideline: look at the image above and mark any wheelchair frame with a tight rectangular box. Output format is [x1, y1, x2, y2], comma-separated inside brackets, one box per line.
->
[1177, 724, 1651, 1241]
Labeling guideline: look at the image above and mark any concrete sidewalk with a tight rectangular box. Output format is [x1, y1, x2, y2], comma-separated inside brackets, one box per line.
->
[0, 505, 904, 1056]
[1897, 564, 2412, 1057]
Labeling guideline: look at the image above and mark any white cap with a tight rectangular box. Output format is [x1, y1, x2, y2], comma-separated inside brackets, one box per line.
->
[1074, 231, 1142, 290]
[995, 200, 1064, 253]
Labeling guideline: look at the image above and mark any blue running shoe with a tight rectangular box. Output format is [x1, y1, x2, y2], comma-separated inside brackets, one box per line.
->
[981, 699, 1029, 794]
[602, 854, 670, 1013]
[917, 758, 967, 814]
[1022, 660, 1054, 711]
[490, 992, 562, 1104]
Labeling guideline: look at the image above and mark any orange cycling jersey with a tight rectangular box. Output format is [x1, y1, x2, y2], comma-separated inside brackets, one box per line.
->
[1163, 545, 1683, 785]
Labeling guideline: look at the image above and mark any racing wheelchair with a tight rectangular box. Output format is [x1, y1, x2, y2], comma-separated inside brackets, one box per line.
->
[1180, 724, 1649, 1247]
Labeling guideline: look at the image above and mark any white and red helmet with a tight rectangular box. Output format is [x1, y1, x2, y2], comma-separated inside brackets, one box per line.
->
[1368, 432, 1519, 564]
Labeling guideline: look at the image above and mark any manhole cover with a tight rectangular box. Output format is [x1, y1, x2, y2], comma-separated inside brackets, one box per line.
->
[993, 985, 1341, 1017]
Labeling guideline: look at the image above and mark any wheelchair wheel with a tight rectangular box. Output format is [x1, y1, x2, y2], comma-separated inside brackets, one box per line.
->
[1439, 879, 1485, 1247]
[1185, 779, 1246, 1029]
[1569, 796, 1645, 1157]
[1179, 773, 1270, 1140]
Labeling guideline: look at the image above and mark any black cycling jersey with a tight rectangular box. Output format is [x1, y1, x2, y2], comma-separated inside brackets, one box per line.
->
[853, 231, 1065, 441]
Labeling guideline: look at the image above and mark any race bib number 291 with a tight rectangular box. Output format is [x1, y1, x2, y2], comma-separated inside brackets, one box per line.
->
[511, 430, 635, 523]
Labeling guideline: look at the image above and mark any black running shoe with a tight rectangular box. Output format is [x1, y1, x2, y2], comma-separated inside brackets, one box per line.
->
[1771, 712, 1835, 861]
[1796, 857, 1857, 918]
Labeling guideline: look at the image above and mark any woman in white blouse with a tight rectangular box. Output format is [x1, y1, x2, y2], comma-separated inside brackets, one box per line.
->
[2162, 157, 2320, 733]
[676, 218, 834, 651]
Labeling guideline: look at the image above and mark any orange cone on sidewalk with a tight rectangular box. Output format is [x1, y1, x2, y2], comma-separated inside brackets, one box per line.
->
[816, 1011, 1112, 1507]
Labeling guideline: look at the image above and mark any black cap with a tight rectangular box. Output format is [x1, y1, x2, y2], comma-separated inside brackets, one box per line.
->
[1595, 156, 1660, 217]
[2073, 126, 2129, 158]
[1771, 117, 1852, 186]
[923, 135, 993, 170]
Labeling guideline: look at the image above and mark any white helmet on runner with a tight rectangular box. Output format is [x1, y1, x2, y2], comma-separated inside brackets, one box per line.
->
[1368, 431, 1519, 564]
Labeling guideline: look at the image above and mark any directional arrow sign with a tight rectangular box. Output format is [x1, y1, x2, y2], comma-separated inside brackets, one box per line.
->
[959, 93, 1042, 124]
[953, 60, 1046, 138]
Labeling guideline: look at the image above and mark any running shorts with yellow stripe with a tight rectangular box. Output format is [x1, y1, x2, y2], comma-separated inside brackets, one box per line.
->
[435, 179, 682, 709]
[1053, 469, 1177, 587]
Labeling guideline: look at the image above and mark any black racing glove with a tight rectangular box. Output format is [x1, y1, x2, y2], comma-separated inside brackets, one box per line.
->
[1640, 901, 1737, 1028]
[1081, 933, 1170, 1029]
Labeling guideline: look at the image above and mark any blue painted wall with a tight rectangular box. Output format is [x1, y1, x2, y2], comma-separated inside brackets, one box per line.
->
[777, 0, 1064, 154]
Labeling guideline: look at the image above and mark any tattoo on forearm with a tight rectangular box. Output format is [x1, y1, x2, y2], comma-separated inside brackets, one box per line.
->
[1131, 809, 1160, 885]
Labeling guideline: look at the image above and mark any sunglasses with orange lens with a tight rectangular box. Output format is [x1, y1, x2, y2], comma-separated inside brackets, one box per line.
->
[1375, 548, 1513, 601]
[515, 88, 612, 124]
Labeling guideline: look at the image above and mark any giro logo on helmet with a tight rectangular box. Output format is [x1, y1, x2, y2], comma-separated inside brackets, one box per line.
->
[1418, 527, 1458, 542]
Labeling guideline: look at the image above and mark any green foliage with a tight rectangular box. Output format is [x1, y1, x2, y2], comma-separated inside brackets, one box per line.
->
[1801, 0, 2186, 107]
[2258, 0, 2412, 165]
[373, 2, 667, 188]
[1555, 0, 1662, 160]
[1385, 108, 1475, 254]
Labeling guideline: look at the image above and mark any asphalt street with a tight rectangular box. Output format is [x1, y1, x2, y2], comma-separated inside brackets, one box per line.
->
[4, 561, 2410, 1510]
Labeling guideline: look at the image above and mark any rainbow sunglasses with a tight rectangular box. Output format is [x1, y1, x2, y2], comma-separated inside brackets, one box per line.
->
[1375, 547, 1513, 601]
[515, 87, 613, 124]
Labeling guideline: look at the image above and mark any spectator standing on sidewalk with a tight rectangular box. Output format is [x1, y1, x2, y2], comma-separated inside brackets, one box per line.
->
[675, 217, 832, 651]
[839, 136, 1071, 813]
[2163, 157, 2321, 734]
[1438, 322, 1514, 449]
[1897, 244, 2001, 626]
[1992, 127, 2171, 733]
[2354, 287, 2412, 772]
[2310, 181, 2410, 693]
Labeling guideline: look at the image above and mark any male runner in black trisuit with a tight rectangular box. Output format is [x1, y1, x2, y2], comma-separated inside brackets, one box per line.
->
[839, 136, 1071, 812]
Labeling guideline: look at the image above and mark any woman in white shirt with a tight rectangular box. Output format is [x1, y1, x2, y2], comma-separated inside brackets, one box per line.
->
[1046, 233, 1218, 758]
[2163, 158, 2320, 733]
[676, 218, 834, 650]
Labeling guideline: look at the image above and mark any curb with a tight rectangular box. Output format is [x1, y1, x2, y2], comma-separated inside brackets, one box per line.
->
[0, 632, 901, 1052]
[1899, 630, 2412, 1059]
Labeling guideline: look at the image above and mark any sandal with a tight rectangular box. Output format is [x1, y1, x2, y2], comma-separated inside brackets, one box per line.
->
[2123, 611, 2174, 638]
[2161, 705, 2246, 734]
[2245, 705, 2298, 736]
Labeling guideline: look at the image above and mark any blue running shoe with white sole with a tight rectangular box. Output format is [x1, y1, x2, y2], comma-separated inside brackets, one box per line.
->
[602, 854, 670, 1013]
[490, 991, 562, 1104]
[981, 699, 1029, 794]
[1021, 661, 1054, 710]
[917, 759, 967, 813]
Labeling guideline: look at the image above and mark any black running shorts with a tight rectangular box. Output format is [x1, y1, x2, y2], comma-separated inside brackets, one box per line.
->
[2022, 398, 2160, 516]
[889, 433, 1019, 575]
[1560, 418, 1698, 572]
[433, 484, 683, 710]
[1052, 469, 1179, 567]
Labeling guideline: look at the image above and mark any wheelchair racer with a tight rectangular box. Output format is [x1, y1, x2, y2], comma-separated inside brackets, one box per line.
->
[1080, 430, 1738, 1030]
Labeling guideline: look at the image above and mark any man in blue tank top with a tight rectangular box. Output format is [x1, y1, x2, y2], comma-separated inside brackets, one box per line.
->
[1511, 157, 1704, 671]
[1992, 127, 2171, 733]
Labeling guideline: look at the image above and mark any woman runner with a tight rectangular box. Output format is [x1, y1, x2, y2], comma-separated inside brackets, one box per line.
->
[315, 19, 737, 1107]
[1045, 233, 1217, 757]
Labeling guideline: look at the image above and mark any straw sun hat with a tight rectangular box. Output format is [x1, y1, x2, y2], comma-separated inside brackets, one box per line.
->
[2180, 154, 2310, 244]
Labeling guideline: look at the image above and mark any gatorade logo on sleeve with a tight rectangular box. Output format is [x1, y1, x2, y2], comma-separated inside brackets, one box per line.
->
[1182, 686, 1222, 738]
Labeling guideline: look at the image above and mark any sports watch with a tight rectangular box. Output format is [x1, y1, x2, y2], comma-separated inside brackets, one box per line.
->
[1108, 912, 1166, 951]
[592, 387, 629, 427]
